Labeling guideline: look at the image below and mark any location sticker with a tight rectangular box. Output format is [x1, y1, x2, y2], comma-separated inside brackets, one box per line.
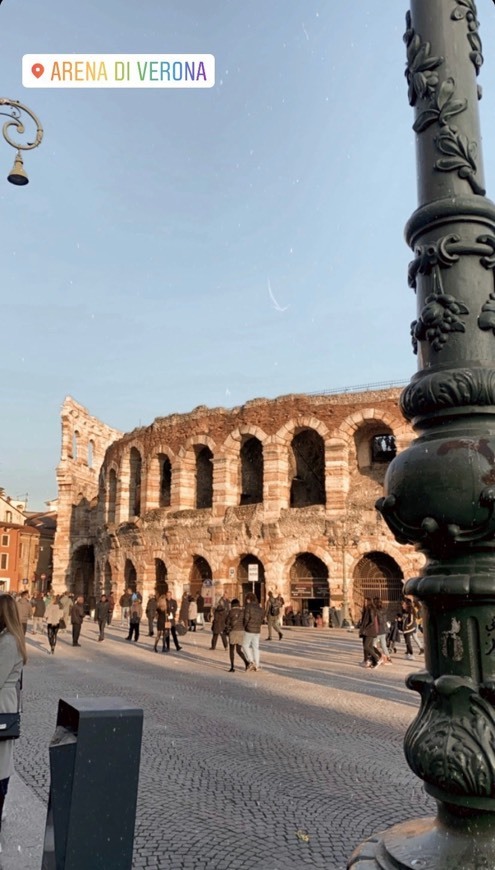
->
[31, 63, 44, 79]
[22, 54, 215, 88]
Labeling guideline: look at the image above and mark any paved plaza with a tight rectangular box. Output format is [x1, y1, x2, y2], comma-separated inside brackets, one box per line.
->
[2, 623, 435, 869]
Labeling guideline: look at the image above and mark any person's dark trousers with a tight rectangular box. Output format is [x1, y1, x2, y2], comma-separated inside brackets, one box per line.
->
[72, 623, 81, 645]
[21, 623, 27, 635]
[0, 776, 9, 834]
[404, 632, 414, 655]
[107, 613, 113, 625]
[165, 625, 182, 650]
[98, 620, 106, 641]
[189, 620, 196, 632]
[127, 623, 139, 642]
[47, 624, 59, 651]
[363, 635, 379, 665]
[211, 632, 228, 650]
[229, 643, 249, 669]
[148, 617, 154, 636]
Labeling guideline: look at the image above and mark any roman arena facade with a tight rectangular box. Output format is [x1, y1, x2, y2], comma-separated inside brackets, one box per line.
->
[52, 389, 425, 621]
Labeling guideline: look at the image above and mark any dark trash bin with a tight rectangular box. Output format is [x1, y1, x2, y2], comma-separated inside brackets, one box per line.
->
[42, 696, 143, 870]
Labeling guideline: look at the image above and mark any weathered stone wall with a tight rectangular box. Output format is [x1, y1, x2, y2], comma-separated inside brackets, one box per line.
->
[52, 396, 122, 591]
[53, 388, 425, 617]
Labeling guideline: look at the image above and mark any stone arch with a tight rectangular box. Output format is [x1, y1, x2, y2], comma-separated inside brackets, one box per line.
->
[106, 464, 118, 524]
[240, 436, 264, 505]
[352, 551, 404, 621]
[289, 552, 330, 615]
[177, 434, 217, 510]
[129, 447, 142, 517]
[221, 425, 268, 508]
[144, 445, 176, 511]
[289, 428, 326, 507]
[195, 445, 213, 509]
[274, 416, 330, 447]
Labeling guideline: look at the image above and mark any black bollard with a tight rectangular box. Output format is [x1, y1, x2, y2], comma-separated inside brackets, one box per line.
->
[42, 697, 143, 870]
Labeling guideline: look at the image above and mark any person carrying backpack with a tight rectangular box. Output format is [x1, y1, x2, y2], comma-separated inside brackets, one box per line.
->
[265, 590, 284, 640]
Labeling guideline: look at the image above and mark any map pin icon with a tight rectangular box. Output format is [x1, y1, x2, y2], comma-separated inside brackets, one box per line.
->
[31, 63, 44, 79]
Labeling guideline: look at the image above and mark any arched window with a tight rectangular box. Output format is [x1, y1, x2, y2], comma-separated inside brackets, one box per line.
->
[129, 448, 142, 517]
[195, 446, 213, 509]
[353, 552, 403, 621]
[159, 454, 172, 507]
[289, 429, 325, 507]
[355, 424, 396, 471]
[240, 437, 263, 505]
[107, 469, 117, 524]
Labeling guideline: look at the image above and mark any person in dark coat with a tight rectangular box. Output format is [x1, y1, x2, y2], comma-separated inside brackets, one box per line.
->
[211, 603, 228, 650]
[107, 592, 115, 625]
[95, 594, 110, 642]
[196, 592, 205, 628]
[164, 591, 182, 651]
[126, 597, 142, 642]
[146, 595, 157, 636]
[402, 599, 417, 659]
[179, 592, 189, 629]
[224, 598, 250, 672]
[359, 598, 382, 669]
[70, 595, 85, 647]
[242, 592, 264, 671]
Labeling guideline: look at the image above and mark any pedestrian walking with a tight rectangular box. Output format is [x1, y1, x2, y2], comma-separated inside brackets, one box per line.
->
[127, 597, 142, 642]
[358, 598, 382, 669]
[70, 595, 86, 647]
[402, 600, 417, 659]
[196, 592, 205, 628]
[373, 598, 392, 664]
[224, 598, 249, 672]
[265, 590, 284, 640]
[211, 602, 228, 650]
[242, 592, 264, 671]
[31, 593, 45, 634]
[188, 595, 197, 631]
[154, 597, 168, 652]
[146, 594, 157, 637]
[58, 591, 71, 633]
[45, 597, 63, 654]
[107, 592, 115, 625]
[95, 594, 110, 642]
[179, 592, 189, 630]
[0, 594, 27, 852]
[164, 591, 182, 651]
[119, 588, 132, 626]
[16, 591, 31, 635]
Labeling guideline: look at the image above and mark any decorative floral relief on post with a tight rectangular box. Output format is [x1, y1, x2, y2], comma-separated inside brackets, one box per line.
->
[403, 11, 443, 107]
[405, 673, 495, 798]
[485, 616, 495, 655]
[451, 0, 483, 75]
[413, 78, 466, 133]
[435, 127, 485, 196]
[400, 368, 495, 419]
[411, 290, 468, 354]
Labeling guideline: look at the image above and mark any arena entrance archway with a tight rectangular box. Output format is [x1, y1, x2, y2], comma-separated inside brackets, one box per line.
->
[238, 555, 265, 605]
[71, 545, 95, 604]
[289, 553, 329, 618]
[352, 552, 404, 622]
[124, 558, 137, 592]
[155, 558, 168, 597]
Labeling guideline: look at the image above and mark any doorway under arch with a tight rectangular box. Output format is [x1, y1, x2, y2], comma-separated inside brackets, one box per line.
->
[238, 555, 265, 605]
[352, 552, 404, 622]
[155, 558, 169, 596]
[124, 558, 137, 592]
[71, 545, 95, 603]
[289, 552, 329, 616]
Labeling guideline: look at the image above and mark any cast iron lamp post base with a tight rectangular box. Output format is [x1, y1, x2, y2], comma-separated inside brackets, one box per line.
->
[349, 805, 495, 869]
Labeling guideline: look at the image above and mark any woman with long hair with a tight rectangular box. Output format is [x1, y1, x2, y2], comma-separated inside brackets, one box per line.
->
[0, 594, 27, 848]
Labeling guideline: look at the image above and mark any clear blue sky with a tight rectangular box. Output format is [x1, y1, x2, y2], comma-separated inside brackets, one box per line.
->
[3, 1, 495, 510]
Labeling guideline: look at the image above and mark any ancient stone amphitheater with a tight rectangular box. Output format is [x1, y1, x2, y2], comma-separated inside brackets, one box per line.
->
[52, 389, 424, 621]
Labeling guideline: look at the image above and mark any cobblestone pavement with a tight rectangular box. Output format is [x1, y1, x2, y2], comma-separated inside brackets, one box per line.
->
[8, 624, 435, 869]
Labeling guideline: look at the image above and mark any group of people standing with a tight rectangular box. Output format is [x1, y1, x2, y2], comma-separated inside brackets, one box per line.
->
[208, 590, 284, 673]
[358, 597, 423, 669]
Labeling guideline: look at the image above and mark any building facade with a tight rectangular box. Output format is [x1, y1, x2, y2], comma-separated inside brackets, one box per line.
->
[52, 389, 425, 619]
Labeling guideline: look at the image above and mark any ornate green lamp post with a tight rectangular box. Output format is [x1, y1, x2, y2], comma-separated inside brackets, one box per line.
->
[349, 1, 495, 867]
[0, 98, 43, 185]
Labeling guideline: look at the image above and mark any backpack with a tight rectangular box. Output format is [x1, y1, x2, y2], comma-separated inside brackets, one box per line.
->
[270, 601, 281, 616]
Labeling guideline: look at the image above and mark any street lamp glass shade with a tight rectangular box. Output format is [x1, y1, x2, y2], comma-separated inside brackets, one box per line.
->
[8, 151, 29, 185]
